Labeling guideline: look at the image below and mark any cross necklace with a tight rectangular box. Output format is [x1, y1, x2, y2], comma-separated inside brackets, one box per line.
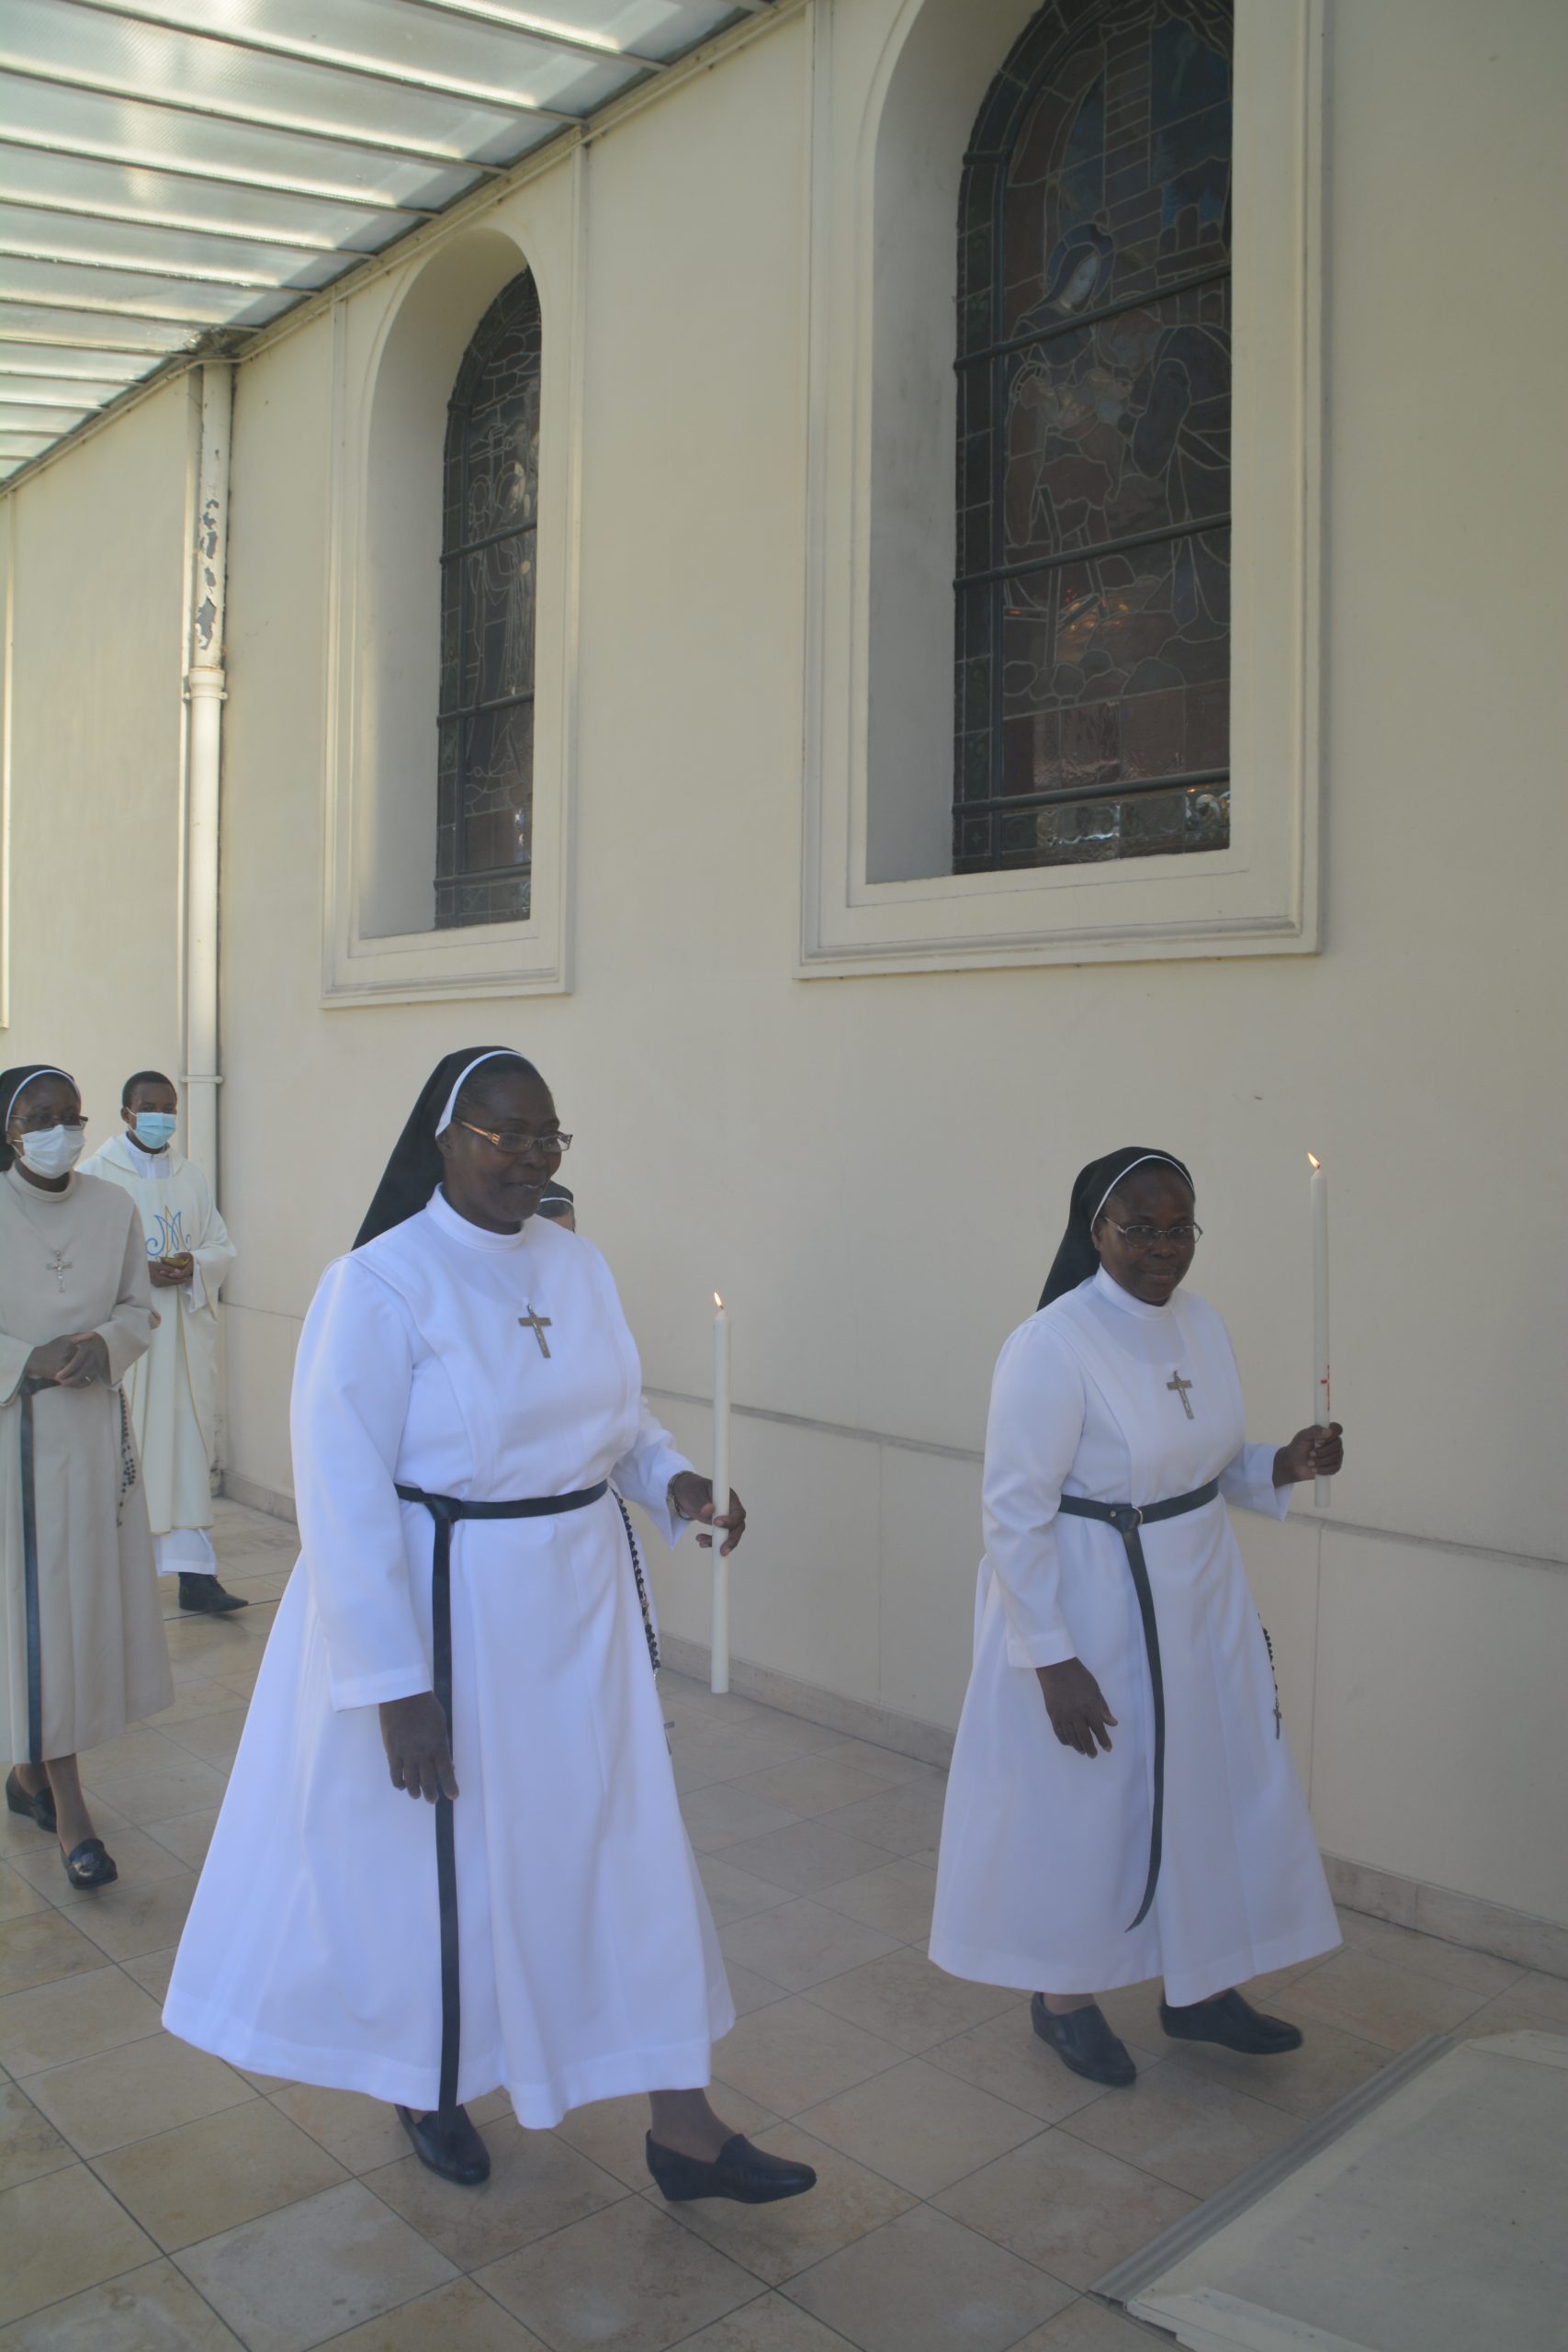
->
[1167, 1369, 1195, 1419]
[10, 1193, 73, 1292]
[518, 1303, 553, 1359]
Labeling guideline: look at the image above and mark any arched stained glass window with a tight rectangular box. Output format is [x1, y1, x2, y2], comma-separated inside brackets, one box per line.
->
[953, 0, 1232, 874]
[436, 271, 541, 929]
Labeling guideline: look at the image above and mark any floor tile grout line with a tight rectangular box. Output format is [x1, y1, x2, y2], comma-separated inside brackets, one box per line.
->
[12, 1509, 1548, 2352]
[0, 2250, 239, 2345]
[663, 2278, 861, 2352]
[296, 2261, 560, 2351]
[16, 1948, 265, 2335]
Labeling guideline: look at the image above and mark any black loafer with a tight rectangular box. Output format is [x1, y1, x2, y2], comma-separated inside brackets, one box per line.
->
[179, 1575, 248, 1614]
[395, 2103, 491, 2186]
[1031, 1993, 1136, 2087]
[1159, 1987, 1303, 2054]
[646, 2132, 817, 2205]
[62, 1838, 118, 1890]
[6, 1768, 55, 1834]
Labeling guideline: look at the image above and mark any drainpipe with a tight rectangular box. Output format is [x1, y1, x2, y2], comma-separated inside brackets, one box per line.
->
[183, 362, 231, 1186]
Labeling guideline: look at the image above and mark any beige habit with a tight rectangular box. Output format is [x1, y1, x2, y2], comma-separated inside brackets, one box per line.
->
[0, 1167, 172, 1760]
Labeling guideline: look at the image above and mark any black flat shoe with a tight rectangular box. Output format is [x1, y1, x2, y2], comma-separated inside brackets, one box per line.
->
[6, 1769, 56, 1834]
[62, 1838, 118, 1890]
[1031, 1993, 1136, 2087]
[1159, 1987, 1303, 2055]
[395, 2104, 491, 2186]
[646, 2132, 818, 2205]
[179, 1575, 248, 1614]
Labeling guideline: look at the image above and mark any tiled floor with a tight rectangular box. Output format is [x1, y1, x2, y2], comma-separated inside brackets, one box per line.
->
[2, 1500, 1561, 2350]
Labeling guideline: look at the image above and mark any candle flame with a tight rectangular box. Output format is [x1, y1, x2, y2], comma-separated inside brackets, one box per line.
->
[1306, 1153, 1321, 1170]
[714, 1293, 723, 1309]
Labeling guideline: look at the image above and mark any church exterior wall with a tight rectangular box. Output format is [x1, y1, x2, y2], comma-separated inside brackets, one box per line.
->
[2, 378, 191, 1103]
[3, 0, 1565, 1943]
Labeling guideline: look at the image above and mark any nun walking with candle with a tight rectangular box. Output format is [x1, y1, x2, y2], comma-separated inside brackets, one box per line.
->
[165, 1048, 814, 2204]
[931, 1148, 1345, 2089]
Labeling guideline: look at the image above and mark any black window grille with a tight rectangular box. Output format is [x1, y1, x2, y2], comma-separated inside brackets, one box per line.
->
[436, 271, 541, 929]
[953, 0, 1233, 875]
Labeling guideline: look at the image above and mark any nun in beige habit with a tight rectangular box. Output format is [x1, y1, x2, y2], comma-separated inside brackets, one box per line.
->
[1, 1064, 172, 1888]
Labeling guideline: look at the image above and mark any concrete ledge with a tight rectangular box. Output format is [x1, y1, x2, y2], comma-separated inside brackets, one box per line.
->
[212, 1479, 1566, 1982]
[646, 1634, 958, 1772]
[661, 1634, 1565, 1979]
[220, 1471, 297, 1525]
[1322, 1852, 1568, 1980]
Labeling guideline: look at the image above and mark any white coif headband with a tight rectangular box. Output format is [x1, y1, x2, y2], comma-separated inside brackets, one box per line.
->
[5, 1067, 75, 1132]
[435, 1051, 518, 1137]
[1091, 1154, 1191, 1222]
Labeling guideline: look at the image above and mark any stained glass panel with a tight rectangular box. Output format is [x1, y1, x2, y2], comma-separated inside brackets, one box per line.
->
[953, 0, 1233, 876]
[435, 271, 540, 930]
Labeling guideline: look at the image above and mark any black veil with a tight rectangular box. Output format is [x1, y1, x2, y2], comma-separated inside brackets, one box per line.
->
[1037, 1147, 1194, 1311]
[354, 1047, 532, 1248]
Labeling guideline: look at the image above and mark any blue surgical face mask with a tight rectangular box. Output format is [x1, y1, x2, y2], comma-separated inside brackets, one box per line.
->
[131, 1112, 177, 1151]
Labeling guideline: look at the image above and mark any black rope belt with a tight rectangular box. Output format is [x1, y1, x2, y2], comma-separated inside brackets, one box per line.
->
[17, 1377, 52, 1766]
[393, 1478, 608, 2118]
[1056, 1478, 1220, 1931]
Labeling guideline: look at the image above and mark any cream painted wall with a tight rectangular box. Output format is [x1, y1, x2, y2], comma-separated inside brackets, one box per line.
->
[4, 0, 1565, 1932]
[4, 378, 191, 1127]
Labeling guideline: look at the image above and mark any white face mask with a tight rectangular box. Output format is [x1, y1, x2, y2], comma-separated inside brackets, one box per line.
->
[17, 1125, 85, 1179]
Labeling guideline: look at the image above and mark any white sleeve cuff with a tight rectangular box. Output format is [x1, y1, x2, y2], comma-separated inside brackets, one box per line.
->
[647, 1456, 691, 1549]
[1219, 1441, 1292, 1520]
[1003, 1623, 1078, 1670]
[327, 1663, 433, 1713]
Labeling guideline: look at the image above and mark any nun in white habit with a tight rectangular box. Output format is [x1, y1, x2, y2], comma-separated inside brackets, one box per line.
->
[165, 1048, 816, 2204]
[931, 1148, 1345, 2090]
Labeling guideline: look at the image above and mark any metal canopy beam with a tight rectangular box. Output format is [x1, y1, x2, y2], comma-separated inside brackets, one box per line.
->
[0, 193, 344, 259]
[0, 319, 190, 355]
[0, 385, 100, 405]
[0, 361, 143, 382]
[392, 0, 669, 73]
[0, 62, 519, 172]
[0, 130, 442, 220]
[0, 240, 319, 295]
[51, 0, 589, 126]
[0, 283, 258, 328]
[0, 0, 781, 490]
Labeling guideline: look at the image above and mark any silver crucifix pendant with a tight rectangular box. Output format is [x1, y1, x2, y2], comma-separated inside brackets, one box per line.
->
[1167, 1369, 1194, 1418]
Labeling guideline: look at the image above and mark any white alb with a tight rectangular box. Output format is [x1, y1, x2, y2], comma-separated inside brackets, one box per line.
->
[164, 1191, 731, 2125]
[931, 1268, 1339, 2006]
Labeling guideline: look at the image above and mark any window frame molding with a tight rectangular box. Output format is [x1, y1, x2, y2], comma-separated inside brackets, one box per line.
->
[798, 0, 1324, 976]
[319, 157, 581, 1009]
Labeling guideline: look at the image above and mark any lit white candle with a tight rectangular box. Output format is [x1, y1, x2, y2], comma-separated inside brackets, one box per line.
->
[710, 1292, 731, 1694]
[1308, 1154, 1331, 1507]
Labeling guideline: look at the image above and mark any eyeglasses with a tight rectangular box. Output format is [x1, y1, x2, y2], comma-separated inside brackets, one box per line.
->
[455, 1121, 571, 1159]
[10, 1111, 86, 1134]
[1104, 1220, 1201, 1251]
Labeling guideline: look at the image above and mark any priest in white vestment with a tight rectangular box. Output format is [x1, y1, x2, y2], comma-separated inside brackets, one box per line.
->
[931, 1148, 1345, 2089]
[166, 1048, 816, 2205]
[82, 1071, 242, 1614]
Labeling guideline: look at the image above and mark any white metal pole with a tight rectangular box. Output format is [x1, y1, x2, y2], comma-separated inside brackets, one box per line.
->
[184, 362, 231, 1188]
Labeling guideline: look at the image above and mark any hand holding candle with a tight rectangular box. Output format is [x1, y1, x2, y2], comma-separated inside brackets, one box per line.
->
[1308, 1154, 1331, 1507]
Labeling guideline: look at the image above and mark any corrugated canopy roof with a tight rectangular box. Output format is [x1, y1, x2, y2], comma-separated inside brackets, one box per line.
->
[0, 0, 773, 483]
